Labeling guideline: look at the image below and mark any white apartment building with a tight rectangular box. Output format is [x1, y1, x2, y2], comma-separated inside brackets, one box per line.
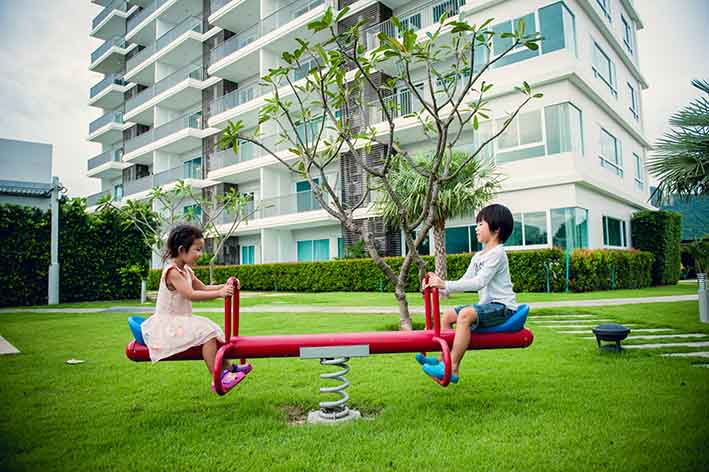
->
[87, 0, 651, 267]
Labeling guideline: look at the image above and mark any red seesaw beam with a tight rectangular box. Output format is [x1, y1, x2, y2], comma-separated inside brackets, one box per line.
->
[125, 278, 533, 362]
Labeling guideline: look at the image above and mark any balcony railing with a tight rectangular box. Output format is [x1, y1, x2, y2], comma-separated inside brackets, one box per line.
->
[368, 88, 425, 123]
[92, 0, 128, 29]
[127, 16, 203, 72]
[124, 111, 203, 154]
[89, 110, 123, 134]
[208, 82, 265, 116]
[209, 0, 326, 65]
[126, 62, 205, 112]
[216, 186, 336, 224]
[88, 147, 123, 170]
[123, 163, 203, 196]
[363, 0, 466, 50]
[210, 0, 232, 14]
[86, 189, 113, 207]
[127, 0, 169, 32]
[91, 36, 127, 63]
[90, 73, 127, 98]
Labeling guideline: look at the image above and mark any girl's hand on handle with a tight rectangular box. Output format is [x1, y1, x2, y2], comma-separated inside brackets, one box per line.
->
[220, 284, 234, 298]
[423, 272, 446, 290]
[233, 278, 241, 290]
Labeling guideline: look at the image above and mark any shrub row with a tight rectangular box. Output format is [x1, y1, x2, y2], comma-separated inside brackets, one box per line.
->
[0, 200, 150, 307]
[631, 210, 682, 285]
[148, 248, 653, 293]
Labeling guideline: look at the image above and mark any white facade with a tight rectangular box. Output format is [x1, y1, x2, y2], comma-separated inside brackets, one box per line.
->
[0, 138, 54, 210]
[87, 0, 651, 266]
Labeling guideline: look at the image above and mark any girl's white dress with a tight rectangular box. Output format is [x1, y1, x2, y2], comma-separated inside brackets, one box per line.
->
[141, 262, 225, 362]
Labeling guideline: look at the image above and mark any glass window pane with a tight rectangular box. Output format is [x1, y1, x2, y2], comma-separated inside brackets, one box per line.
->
[314, 239, 330, 261]
[519, 110, 543, 145]
[523, 211, 548, 245]
[575, 208, 588, 248]
[337, 237, 343, 258]
[539, 3, 564, 54]
[492, 21, 514, 56]
[544, 104, 562, 155]
[496, 145, 546, 163]
[496, 117, 519, 149]
[297, 240, 313, 262]
[507, 213, 523, 246]
[445, 226, 470, 254]
[551, 207, 587, 250]
[606, 217, 622, 246]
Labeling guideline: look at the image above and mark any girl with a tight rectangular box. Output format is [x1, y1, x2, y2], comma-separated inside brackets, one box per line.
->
[141, 224, 251, 394]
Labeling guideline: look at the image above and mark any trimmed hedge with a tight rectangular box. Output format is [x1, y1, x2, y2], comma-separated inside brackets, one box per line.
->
[569, 249, 654, 292]
[631, 210, 682, 286]
[148, 248, 653, 293]
[0, 199, 150, 307]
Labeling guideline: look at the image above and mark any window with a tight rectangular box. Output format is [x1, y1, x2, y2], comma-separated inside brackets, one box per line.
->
[183, 204, 201, 223]
[113, 184, 123, 200]
[445, 225, 483, 254]
[544, 102, 584, 155]
[592, 42, 617, 97]
[492, 13, 538, 68]
[603, 216, 627, 247]
[596, 0, 611, 21]
[241, 245, 255, 265]
[599, 128, 623, 176]
[634, 153, 644, 191]
[296, 179, 321, 212]
[551, 207, 588, 250]
[297, 239, 330, 262]
[627, 82, 639, 120]
[337, 237, 344, 258]
[621, 14, 634, 56]
[507, 212, 548, 247]
[183, 156, 201, 179]
[432, 0, 465, 21]
[539, 2, 577, 57]
[495, 110, 546, 163]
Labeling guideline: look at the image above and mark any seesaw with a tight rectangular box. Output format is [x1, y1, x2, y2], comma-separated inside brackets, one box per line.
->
[126, 276, 533, 421]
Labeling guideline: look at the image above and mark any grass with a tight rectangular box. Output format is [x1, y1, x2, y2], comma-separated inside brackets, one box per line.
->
[14, 283, 698, 310]
[1, 301, 708, 471]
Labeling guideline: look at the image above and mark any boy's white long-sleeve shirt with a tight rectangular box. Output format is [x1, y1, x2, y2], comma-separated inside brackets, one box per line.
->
[444, 244, 518, 311]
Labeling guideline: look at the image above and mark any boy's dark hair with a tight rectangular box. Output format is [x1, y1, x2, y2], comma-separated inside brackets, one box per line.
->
[163, 224, 204, 261]
[476, 204, 514, 243]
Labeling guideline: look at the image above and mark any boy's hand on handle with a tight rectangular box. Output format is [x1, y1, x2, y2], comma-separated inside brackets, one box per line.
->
[423, 272, 446, 290]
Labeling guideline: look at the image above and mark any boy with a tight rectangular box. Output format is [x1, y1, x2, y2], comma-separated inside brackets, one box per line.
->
[420, 203, 518, 384]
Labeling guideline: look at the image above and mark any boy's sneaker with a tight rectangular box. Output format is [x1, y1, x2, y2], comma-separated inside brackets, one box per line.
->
[211, 369, 246, 394]
[415, 353, 439, 366]
[422, 362, 459, 384]
[230, 363, 253, 375]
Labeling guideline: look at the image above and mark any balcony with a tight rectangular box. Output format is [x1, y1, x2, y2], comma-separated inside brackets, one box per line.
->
[123, 161, 210, 198]
[89, 73, 129, 109]
[126, 0, 203, 47]
[209, 0, 259, 34]
[125, 62, 207, 125]
[123, 111, 206, 164]
[363, 0, 466, 51]
[207, 82, 266, 119]
[89, 36, 132, 74]
[88, 110, 124, 144]
[125, 16, 205, 85]
[208, 0, 329, 83]
[91, 0, 136, 40]
[87, 147, 128, 178]
[86, 189, 113, 207]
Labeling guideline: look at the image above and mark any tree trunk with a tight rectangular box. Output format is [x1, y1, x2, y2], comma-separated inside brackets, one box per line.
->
[433, 223, 447, 280]
[395, 282, 413, 331]
[208, 260, 215, 285]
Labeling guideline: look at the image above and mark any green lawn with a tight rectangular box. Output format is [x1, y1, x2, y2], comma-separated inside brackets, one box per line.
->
[16, 283, 698, 310]
[1, 301, 707, 471]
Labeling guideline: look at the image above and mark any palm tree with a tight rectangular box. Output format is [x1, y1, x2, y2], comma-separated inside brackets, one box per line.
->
[648, 79, 709, 203]
[376, 151, 501, 279]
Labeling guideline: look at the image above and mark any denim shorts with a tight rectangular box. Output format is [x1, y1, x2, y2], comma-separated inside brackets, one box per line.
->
[454, 302, 513, 331]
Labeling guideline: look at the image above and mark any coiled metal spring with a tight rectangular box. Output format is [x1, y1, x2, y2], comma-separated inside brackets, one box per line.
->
[318, 356, 351, 420]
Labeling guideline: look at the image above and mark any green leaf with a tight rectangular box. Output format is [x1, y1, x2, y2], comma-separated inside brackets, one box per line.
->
[335, 6, 350, 22]
[473, 114, 479, 130]
[525, 41, 539, 51]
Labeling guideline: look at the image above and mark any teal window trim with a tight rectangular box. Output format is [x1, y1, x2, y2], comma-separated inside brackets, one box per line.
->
[592, 41, 617, 98]
[602, 215, 628, 248]
[599, 127, 623, 176]
[633, 153, 644, 191]
[241, 245, 255, 265]
[596, 0, 611, 21]
[627, 82, 639, 121]
[621, 14, 634, 56]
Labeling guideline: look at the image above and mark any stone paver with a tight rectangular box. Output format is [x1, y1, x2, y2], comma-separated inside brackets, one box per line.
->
[0, 336, 20, 355]
[624, 341, 709, 350]
[539, 324, 638, 329]
[661, 351, 709, 358]
[531, 319, 613, 324]
[582, 333, 709, 341]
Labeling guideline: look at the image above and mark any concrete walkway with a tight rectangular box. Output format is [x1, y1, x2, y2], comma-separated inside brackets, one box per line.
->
[0, 294, 698, 315]
[0, 336, 20, 355]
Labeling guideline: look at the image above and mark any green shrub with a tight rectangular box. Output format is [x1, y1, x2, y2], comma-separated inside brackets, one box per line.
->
[147, 247, 652, 293]
[0, 199, 150, 307]
[569, 249, 654, 292]
[631, 210, 682, 285]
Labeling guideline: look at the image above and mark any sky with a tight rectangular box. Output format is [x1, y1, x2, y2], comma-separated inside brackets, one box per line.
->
[0, 0, 707, 198]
